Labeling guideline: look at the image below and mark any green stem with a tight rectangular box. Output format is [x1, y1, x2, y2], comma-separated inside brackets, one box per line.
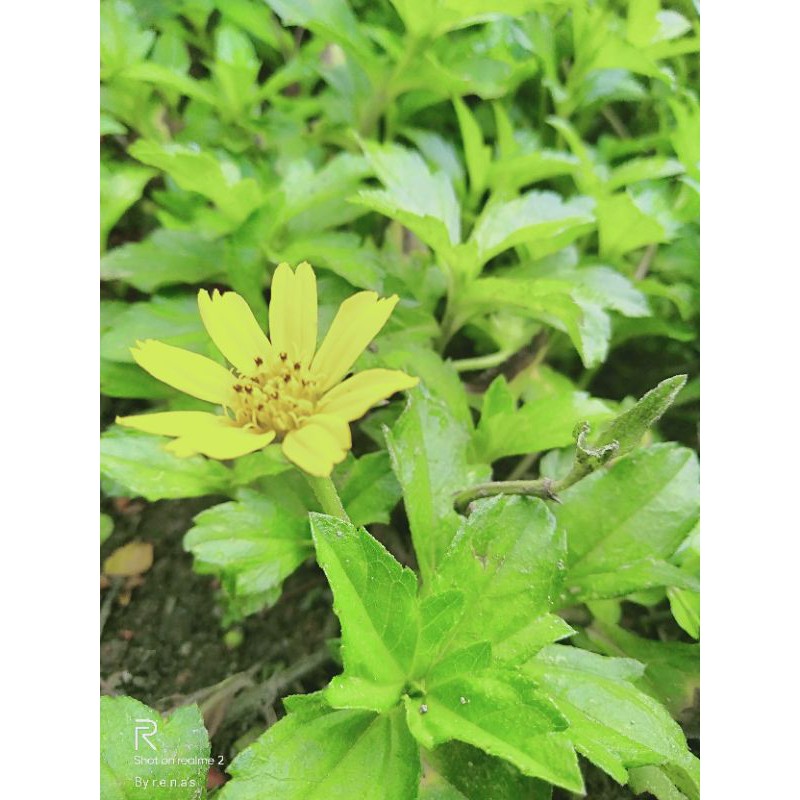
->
[305, 474, 351, 522]
[452, 348, 515, 373]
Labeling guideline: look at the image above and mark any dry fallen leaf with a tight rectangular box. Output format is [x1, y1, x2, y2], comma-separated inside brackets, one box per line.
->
[103, 541, 154, 577]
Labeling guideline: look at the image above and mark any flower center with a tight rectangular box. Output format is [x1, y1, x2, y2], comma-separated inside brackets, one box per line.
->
[228, 352, 319, 436]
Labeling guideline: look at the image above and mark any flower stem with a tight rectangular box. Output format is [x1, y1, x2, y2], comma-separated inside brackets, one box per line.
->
[305, 474, 351, 522]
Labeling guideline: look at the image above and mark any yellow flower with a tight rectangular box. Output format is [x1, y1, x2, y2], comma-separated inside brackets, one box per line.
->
[116, 262, 418, 476]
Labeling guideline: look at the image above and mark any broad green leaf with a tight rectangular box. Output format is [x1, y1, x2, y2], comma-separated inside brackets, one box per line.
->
[99, 295, 209, 364]
[593, 374, 687, 458]
[597, 191, 671, 258]
[385, 388, 473, 583]
[100, 696, 210, 799]
[101, 230, 226, 292]
[432, 496, 570, 665]
[335, 451, 402, 527]
[460, 277, 611, 367]
[556, 444, 699, 600]
[489, 150, 579, 193]
[565, 559, 698, 602]
[221, 701, 420, 800]
[629, 759, 700, 800]
[420, 741, 552, 800]
[184, 488, 312, 611]
[100, 162, 155, 249]
[525, 645, 695, 787]
[391, 0, 543, 38]
[264, 0, 379, 74]
[101, 359, 176, 399]
[470, 191, 595, 267]
[100, 0, 155, 79]
[212, 24, 261, 120]
[310, 515, 419, 693]
[607, 156, 684, 192]
[472, 383, 614, 463]
[405, 669, 582, 793]
[587, 623, 699, 720]
[101, 428, 232, 500]
[129, 140, 264, 226]
[354, 142, 461, 256]
[120, 61, 218, 106]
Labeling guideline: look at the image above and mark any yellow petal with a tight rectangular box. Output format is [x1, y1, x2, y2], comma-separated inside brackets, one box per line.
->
[281, 415, 351, 477]
[131, 340, 233, 404]
[268, 262, 318, 364]
[198, 289, 273, 374]
[311, 292, 399, 393]
[116, 410, 225, 436]
[318, 369, 419, 421]
[166, 424, 276, 460]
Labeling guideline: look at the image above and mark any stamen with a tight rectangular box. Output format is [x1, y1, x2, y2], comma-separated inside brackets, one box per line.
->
[254, 356, 263, 367]
[279, 352, 288, 361]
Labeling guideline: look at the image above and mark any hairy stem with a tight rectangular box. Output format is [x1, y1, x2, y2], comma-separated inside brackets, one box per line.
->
[305, 474, 351, 522]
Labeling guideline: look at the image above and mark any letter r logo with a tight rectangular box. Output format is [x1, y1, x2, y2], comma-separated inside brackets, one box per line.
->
[134, 719, 158, 751]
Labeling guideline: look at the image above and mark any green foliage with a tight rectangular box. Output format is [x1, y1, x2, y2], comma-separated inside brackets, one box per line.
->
[101, 0, 700, 796]
[100, 696, 211, 798]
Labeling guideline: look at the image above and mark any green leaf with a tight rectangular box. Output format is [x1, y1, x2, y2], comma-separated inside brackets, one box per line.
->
[335, 451, 402, 527]
[593, 374, 688, 458]
[100, 696, 210, 799]
[453, 96, 491, 200]
[525, 645, 695, 787]
[587, 623, 699, 720]
[354, 142, 461, 256]
[556, 444, 699, 601]
[212, 24, 261, 120]
[597, 191, 671, 258]
[460, 277, 611, 367]
[99, 295, 209, 364]
[129, 140, 264, 226]
[473, 381, 614, 463]
[101, 230, 226, 292]
[100, 0, 155, 78]
[489, 149, 579, 194]
[432, 496, 570, 665]
[629, 760, 700, 800]
[221, 701, 420, 800]
[184, 488, 312, 612]
[607, 156, 684, 192]
[101, 428, 232, 500]
[420, 742, 552, 800]
[100, 161, 156, 249]
[385, 388, 473, 583]
[470, 191, 595, 267]
[405, 668, 582, 793]
[310, 515, 419, 693]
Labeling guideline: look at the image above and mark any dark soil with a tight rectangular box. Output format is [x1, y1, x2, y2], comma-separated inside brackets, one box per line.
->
[100, 495, 339, 772]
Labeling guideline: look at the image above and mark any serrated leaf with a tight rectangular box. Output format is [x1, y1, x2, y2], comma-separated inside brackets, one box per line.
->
[101, 230, 226, 292]
[311, 515, 419, 692]
[472, 386, 614, 463]
[100, 696, 210, 799]
[100, 161, 156, 249]
[420, 741, 552, 800]
[385, 388, 473, 582]
[470, 191, 595, 267]
[597, 191, 671, 258]
[556, 444, 699, 600]
[99, 295, 209, 364]
[460, 277, 611, 367]
[129, 140, 264, 226]
[405, 669, 582, 792]
[184, 488, 312, 611]
[525, 645, 695, 787]
[453, 96, 491, 200]
[432, 496, 568, 665]
[101, 428, 232, 500]
[355, 142, 461, 255]
[221, 702, 420, 800]
[335, 451, 402, 526]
